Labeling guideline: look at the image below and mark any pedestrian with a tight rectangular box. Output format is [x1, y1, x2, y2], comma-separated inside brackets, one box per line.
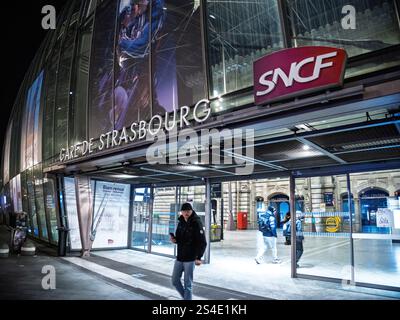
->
[282, 212, 291, 245]
[286, 211, 305, 267]
[170, 203, 207, 300]
[255, 205, 281, 264]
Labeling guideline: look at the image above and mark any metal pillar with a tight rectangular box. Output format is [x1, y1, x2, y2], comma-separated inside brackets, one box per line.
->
[204, 179, 211, 264]
[290, 174, 297, 278]
[346, 173, 355, 284]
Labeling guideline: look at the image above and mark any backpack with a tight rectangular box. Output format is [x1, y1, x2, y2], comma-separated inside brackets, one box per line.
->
[258, 214, 271, 233]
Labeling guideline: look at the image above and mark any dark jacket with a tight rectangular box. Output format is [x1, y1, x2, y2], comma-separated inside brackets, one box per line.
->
[175, 211, 207, 262]
[258, 210, 277, 238]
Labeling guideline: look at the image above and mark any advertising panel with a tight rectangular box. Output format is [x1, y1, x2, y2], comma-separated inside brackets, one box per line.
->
[114, 0, 164, 128]
[92, 181, 130, 249]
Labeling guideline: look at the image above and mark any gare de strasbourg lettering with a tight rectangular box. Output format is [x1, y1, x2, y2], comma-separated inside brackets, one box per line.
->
[59, 99, 212, 162]
[60, 46, 348, 163]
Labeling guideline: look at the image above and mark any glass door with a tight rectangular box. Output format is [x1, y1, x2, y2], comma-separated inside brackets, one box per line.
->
[350, 170, 400, 289]
[151, 187, 178, 256]
[131, 187, 151, 251]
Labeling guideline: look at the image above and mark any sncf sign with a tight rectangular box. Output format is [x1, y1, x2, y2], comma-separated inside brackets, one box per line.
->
[254, 46, 347, 105]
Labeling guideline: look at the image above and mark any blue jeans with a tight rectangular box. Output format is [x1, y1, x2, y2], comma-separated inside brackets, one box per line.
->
[172, 260, 195, 300]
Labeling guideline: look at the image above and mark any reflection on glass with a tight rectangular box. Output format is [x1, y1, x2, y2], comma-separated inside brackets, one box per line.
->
[152, 0, 206, 115]
[152, 187, 178, 255]
[207, 0, 284, 98]
[33, 164, 48, 241]
[26, 168, 39, 238]
[43, 175, 59, 244]
[132, 187, 151, 250]
[89, 1, 118, 138]
[295, 175, 351, 280]
[350, 170, 400, 288]
[287, 0, 400, 76]
[64, 177, 82, 250]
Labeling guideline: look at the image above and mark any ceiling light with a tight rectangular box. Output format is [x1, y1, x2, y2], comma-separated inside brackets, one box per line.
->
[114, 174, 138, 179]
[302, 145, 311, 151]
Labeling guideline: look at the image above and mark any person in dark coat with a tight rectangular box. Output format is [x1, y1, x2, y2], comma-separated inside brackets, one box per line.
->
[170, 203, 207, 300]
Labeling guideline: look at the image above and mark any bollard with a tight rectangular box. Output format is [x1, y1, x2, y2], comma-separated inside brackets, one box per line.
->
[21, 241, 36, 256]
[0, 243, 9, 258]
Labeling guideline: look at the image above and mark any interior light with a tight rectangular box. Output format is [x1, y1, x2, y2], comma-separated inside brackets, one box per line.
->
[114, 174, 138, 179]
[302, 145, 311, 151]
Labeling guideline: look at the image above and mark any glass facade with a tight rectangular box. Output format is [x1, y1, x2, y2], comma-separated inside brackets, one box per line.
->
[206, 0, 284, 98]
[295, 169, 400, 288]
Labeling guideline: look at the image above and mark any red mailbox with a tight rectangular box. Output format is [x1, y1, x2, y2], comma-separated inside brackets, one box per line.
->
[237, 212, 248, 230]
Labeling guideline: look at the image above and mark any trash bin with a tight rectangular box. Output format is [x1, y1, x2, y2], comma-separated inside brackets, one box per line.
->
[57, 227, 70, 257]
[237, 212, 248, 230]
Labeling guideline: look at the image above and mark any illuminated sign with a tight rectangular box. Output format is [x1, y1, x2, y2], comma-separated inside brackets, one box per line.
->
[59, 99, 211, 162]
[254, 46, 347, 105]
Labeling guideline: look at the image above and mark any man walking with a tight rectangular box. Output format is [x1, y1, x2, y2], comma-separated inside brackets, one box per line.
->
[255, 205, 281, 264]
[170, 203, 207, 300]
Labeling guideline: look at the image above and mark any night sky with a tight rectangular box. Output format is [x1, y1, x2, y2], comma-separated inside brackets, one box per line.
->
[1, 0, 68, 155]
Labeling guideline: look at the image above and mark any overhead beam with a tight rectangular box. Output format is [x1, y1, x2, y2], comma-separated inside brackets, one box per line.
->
[296, 137, 348, 164]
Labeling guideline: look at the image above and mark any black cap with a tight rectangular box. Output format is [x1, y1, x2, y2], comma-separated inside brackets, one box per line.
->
[181, 203, 193, 211]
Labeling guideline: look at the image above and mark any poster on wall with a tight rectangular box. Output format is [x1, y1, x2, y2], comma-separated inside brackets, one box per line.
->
[376, 208, 392, 228]
[92, 181, 130, 249]
[24, 71, 44, 170]
[114, 0, 161, 129]
[64, 178, 82, 250]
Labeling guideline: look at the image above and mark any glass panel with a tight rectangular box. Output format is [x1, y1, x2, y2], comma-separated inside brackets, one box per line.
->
[26, 168, 39, 238]
[206, 0, 284, 98]
[179, 185, 207, 228]
[91, 181, 130, 249]
[3, 122, 12, 184]
[43, 175, 59, 244]
[42, 46, 59, 165]
[33, 164, 48, 241]
[295, 175, 351, 280]
[132, 187, 151, 250]
[287, 0, 400, 75]
[54, 20, 77, 154]
[64, 177, 82, 250]
[70, 20, 94, 146]
[350, 169, 400, 288]
[115, 0, 152, 127]
[20, 171, 33, 235]
[152, 187, 178, 255]
[152, 0, 207, 116]
[26, 72, 44, 169]
[89, 1, 118, 138]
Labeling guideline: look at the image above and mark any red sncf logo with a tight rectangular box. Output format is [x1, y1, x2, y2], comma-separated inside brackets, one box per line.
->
[254, 46, 347, 105]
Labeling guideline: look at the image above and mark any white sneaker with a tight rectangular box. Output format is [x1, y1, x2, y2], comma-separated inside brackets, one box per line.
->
[255, 257, 262, 264]
[272, 258, 282, 264]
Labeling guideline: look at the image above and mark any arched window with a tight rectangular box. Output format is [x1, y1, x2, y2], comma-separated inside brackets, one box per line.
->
[359, 188, 389, 233]
[268, 194, 289, 228]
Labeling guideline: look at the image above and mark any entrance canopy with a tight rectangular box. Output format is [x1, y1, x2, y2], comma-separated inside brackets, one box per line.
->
[48, 92, 400, 185]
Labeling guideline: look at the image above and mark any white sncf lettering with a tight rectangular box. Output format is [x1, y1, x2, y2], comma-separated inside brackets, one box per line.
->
[256, 51, 338, 97]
